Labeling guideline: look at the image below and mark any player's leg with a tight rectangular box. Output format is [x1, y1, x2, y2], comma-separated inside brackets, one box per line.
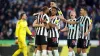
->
[81, 39, 89, 56]
[47, 38, 53, 56]
[52, 37, 59, 56]
[41, 45, 47, 56]
[41, 35, 48, 56]
[68, 39, 76, 56]
[77, 48, 82, 56]
[35, 35, 41, 56]
[53, 47, 59, 56]
[33, 37, 37, 56]
[36, 46, 41, 56]
[12, 41, 22, 56]
[81, 49, 87, 56]
[33, 46, 37, 56]
[48, 48, 53, 56]
[20, 39, 28, 56]
[77, 38, 82, 56]
[22, 46, 27, 56]
[12, 49, 22, 56]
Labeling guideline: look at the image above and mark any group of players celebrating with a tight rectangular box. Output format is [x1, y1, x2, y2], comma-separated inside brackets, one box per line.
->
[12, 1, 92, 56]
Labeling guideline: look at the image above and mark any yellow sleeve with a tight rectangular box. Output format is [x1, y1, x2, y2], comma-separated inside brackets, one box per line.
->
[26, 26, 32, 35]
[15, 21, 20, 37]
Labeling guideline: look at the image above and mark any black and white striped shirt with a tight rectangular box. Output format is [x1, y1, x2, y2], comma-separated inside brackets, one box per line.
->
[36, 13, 50, 36]
[66, 19, 79, 40]
[78, 16, 92, 40]
[48, 16, 60, 38]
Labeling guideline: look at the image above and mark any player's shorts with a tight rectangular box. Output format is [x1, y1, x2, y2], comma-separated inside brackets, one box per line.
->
[67, 39, 76, 48]
[35, 35, 47, 45]
[77, 38, 90, 49]
[47, 37, 58, 47]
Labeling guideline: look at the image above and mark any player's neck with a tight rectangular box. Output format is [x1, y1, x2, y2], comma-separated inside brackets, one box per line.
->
[21, 18, 26, 21]
[71, 17, 75, 19]
[51, 15, 56, 19]
[43, 11, 47, 14]
[83, 13, 88, 17]
[51, 15, 56, 18]
[72, 18, 75, 20]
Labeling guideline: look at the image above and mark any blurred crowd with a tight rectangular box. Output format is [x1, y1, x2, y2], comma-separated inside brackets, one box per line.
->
[0, 0, 100, 40]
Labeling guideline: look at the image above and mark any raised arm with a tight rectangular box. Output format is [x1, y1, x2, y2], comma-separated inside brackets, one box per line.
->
[58, 16, 78, 24]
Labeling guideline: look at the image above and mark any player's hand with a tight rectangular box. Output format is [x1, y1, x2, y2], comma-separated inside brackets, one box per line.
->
[33, 13, 39, 16]
[30, 35, 35, 39]
[59, 29, 64, 32]
[42, 20, 47, 24]
[15, 39, 18, 44]
[58, 15, 64, 19]
[40, 23, 45, 27]
[84, 32, 89, 37]
[58, 16, 67, 22]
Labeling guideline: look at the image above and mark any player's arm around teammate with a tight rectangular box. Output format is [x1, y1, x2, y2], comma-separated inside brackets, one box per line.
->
[33, 6, 50, 56]
[47, 7, 61, 56]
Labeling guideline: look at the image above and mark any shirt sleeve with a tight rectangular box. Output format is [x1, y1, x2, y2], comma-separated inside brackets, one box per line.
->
[57, 8, 63, 16]
[15, 20, 20, 37]
[76, 16, 81, 23]
[87, 17, 92, 25]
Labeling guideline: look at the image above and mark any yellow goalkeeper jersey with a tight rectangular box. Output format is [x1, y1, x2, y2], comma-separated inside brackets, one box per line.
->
[15, 19, 32, 39]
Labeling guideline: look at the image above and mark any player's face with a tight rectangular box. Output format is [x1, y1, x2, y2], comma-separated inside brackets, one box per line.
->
[80, 8, 85, 16]
[45, 8, 49, 14]
[22, 14, 27, 20]
[50, 2, 56, 7]
[70, 11, 76, 19]
[51, 8, 57, 16]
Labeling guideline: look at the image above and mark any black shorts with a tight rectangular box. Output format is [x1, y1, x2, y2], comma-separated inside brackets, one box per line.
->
[77, 38, 90, 49]
[67, 39, 76, 48]
[35, 35, 47, 45]
[47, 37, 58, 47]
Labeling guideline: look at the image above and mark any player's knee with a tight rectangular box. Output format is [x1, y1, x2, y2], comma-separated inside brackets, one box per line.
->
[52, 47, 58, 50]
[47, 47, 52, 50]
[77, 51, 81, 54]
[77, 49, 81, 54]
[82, 49, 87, 53]
[24, 46, 27, 49]
[22, 44, 27, 48]
[69, 47, 73, 52]
[23, 53, 28, 56]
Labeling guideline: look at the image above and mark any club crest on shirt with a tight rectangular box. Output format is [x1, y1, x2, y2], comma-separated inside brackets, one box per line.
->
[80, 23, 84, 27]
[68, 25, 75, 29]
[55, 20, 59, 24]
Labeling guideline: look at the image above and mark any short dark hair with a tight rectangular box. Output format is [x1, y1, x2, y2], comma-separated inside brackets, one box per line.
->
[80, 6, 88, 11]
[52, 7, 58, 10]
[42, 6, 48, 12]
[19, 13, 25, 19]
[50, 0, 56, 2]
